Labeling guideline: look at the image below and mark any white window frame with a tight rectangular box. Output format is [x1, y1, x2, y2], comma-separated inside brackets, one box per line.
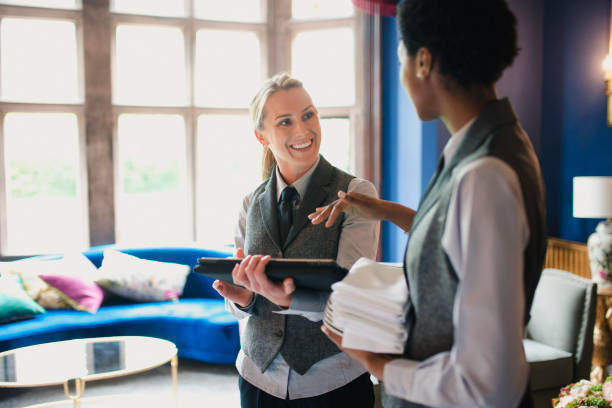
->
[0, 3, 90, 255]
[0, 0, 375, 253]
[110, 0, 367, 244]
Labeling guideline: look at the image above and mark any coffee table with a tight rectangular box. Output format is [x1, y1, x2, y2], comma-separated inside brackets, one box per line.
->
[0, 336, 178, 408]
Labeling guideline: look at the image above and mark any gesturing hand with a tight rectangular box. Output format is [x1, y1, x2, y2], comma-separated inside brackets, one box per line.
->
[212, 248, 254, 307]
[232, 254, 296, 308]
[309, 190, 386, 227]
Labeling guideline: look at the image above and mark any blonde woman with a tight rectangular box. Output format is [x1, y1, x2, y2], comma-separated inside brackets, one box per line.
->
[212, 73, 380, 408]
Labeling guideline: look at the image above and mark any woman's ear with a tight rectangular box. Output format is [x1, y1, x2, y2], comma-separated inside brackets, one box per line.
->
[416, 47, 432, 79]
[254, 129, 268, 146]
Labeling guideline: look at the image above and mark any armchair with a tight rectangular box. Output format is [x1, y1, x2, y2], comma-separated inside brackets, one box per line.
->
[524, 268, 598, 407]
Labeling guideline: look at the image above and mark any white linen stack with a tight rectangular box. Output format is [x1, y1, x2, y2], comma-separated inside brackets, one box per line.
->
[323, 257, 410, 354]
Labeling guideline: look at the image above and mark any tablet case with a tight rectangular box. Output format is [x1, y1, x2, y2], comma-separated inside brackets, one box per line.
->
[194, 257, 348, 291]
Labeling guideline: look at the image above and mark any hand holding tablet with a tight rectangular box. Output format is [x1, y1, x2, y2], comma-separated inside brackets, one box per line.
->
[195, 257, 348, 291]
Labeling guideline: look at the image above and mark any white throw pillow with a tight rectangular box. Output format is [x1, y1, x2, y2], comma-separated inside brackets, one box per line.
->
[96, 249, 189, 302]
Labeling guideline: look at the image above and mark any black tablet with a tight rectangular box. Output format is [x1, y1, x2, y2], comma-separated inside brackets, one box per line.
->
[194, 257, 348, 291]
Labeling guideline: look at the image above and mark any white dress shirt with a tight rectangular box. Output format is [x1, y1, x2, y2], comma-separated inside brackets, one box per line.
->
[228, 158, 380, 400]
[383, 119, 531, 408]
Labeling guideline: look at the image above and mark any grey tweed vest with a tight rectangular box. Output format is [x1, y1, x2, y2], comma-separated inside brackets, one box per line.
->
[242, 155, 354, 375]
[382, 99, 546, 408]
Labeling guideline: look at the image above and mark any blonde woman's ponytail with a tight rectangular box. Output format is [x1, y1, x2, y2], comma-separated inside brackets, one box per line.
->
[261, 146, 276, 180]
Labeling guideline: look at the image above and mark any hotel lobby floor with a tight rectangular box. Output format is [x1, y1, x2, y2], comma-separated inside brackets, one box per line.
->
[0, 358, 240, 408]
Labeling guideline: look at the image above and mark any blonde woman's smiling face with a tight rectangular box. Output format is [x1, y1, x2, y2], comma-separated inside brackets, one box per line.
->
[255, 87, 321, 183]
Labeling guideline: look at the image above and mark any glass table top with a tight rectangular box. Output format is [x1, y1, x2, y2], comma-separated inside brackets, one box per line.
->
[0, 336, 177, 387]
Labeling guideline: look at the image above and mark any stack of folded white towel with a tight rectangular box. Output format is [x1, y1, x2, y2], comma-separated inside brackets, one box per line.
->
[323, 257, 410, 354]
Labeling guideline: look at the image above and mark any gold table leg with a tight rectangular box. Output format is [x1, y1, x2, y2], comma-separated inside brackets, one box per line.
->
[591, 294, 612, 383]
[171, 354, 178, 408]
[63, 378, 86, 408]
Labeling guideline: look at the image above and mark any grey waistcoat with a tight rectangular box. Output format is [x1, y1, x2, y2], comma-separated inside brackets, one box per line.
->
[242, 156, 354, 376]
[383, 99, 546, 408]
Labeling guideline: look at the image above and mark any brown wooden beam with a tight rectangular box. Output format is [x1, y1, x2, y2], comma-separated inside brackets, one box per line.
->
[83, 0, 115, 246]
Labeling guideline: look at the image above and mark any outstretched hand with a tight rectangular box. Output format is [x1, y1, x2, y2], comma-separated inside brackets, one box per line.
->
[309, 191, 387, 227]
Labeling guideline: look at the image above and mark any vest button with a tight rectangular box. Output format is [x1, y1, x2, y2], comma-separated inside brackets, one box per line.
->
[275, 330, 283, 338]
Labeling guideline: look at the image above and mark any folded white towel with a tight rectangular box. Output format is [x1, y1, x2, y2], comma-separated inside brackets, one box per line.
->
[323, 258, 411, 353]
[342, 327, 405, 354]
[331, 257, 408, 313]
[334, 308, 407, 339]
[331, 292, 407, 324]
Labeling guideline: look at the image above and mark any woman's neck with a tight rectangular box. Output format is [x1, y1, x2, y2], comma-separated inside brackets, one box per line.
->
[440, 85, 497, 134]
[277, 160, 318, 185]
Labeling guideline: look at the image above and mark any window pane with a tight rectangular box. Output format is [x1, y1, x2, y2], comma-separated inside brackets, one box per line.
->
[196, 115, 260, 245]
[3, 113, 85, 254]
[194, 0, 263, 22]
[112, 0, 185, 17]
[1, 18, 79, 103]
[292, 29, 354, 107]
[195, 30, 261, 108]
[114, 25, 186, 106]
[292, 0, 354, 20]
[320, 117, 352, 173]
[116, 114, 190, 245]
[0, 0, 78, 9]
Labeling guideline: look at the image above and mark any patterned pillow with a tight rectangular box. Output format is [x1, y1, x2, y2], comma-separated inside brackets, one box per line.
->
[38, 274, 104, 313]
[3, 253, 100, 311]
[96, 250, 189, 302]
[0, 273, 45, 323]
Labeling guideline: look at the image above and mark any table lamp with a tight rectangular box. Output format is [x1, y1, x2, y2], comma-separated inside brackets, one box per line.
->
[573, 177, 612, 286]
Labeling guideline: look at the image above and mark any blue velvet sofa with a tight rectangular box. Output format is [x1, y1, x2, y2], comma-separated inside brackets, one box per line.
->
[0, 246, 239, 364]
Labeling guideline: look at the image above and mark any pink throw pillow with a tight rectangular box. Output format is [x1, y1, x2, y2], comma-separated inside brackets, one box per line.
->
[39, 274, 104, 313]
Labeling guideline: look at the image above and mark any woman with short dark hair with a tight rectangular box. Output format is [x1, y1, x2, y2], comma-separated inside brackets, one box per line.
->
[315, 1, 546, 407]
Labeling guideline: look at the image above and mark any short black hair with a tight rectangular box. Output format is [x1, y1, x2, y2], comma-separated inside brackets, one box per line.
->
[397, 0, 519, 90]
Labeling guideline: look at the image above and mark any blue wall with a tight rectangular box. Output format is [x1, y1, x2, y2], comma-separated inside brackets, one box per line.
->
[380, 0, 611, 261]
[541, 0, 612, 242]
[381, 16, 439, 261]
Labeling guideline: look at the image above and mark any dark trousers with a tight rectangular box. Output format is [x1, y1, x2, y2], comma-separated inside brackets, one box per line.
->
[239, 373, 375, 408]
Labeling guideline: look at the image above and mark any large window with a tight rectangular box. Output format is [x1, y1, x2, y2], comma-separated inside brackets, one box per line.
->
[0, 2, 86, 255]
[0, 0, 368, 254]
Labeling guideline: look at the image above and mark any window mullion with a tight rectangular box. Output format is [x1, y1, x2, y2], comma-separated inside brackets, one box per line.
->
[290, 18, 353, 31]
[0, 113, 8, 254]
[83, 0, 115, 246]
[270, 0, 291, 75]
[359, 12, 382, 190]
[0, 4, 81, 20]
[186, 7, 196, 241]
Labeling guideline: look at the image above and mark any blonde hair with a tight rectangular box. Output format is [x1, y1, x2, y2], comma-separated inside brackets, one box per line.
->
[249, 73, 304, 180]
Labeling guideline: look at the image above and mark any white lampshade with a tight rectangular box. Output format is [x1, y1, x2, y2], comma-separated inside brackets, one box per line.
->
[573, 177, 612, 218]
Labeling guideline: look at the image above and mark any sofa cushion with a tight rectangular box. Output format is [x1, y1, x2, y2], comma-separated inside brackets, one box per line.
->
[524, 338, 573, 391]
[0, 274, 45, 323]
[96, 250, 189, 302]
[2, 253, 99, 310]
[39, 274, 105, 313]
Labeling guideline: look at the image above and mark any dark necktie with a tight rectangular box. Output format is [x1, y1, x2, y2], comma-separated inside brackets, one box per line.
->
[278, 186, 298, 246]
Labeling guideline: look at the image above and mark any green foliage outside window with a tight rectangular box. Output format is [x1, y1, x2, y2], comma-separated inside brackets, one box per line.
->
[123, 159, 178, 193]
[9, 160, 76, 198]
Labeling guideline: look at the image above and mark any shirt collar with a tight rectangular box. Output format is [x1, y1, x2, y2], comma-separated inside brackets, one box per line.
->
[275, 156, 320, 203]
[442, 117, 477, 163]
